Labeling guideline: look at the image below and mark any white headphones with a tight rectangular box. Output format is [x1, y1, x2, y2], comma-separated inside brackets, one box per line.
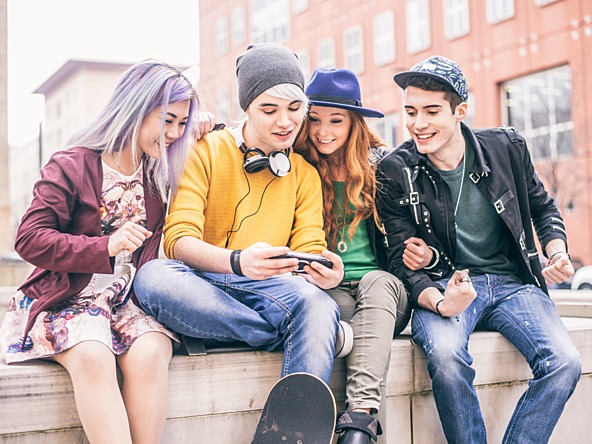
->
[239, 143, 291, 177]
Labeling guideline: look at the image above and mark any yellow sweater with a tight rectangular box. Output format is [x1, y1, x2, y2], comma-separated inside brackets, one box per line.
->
[164, 128, 327, 258]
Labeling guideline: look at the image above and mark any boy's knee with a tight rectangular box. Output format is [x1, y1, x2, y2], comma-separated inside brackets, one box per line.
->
[554, 348, 582, 381]
[136, 259, 171, 286]
[135, 259, 178, 304]
[314, 291, 340, 318]
[293, 287, 339, 326]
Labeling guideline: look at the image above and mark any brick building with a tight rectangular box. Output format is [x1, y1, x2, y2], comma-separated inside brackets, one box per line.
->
[198, 0, 592, 264]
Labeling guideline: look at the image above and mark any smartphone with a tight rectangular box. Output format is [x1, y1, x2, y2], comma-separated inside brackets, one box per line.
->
[272, 251, 334, 273]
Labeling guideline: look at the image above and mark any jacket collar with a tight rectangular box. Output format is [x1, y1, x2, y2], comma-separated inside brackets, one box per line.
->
[402, 122, 491, 177]
[460, 123, 491, 184]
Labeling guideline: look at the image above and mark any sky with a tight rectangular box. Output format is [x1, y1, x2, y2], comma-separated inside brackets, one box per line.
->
[7, 0, 201, 146]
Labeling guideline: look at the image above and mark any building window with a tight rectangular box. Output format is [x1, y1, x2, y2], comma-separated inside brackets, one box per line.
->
[215, 16, 229, 55]
[251, 0, 290, 43]
[534, 0, 560, 5]
[291, 0, 308, 14]
[501, 65, 573, 160]
[444, 0, 470, 39]
[373, 10, 395, 66]
[406, 0, 430, 54]
[368, 113, 399, 149]
[296, 49, 310, 81]
[486, 0, 514, 24]
[317, 38, 335, 69]
[231, 6, 246, 47]
[344, 25, 364, 74]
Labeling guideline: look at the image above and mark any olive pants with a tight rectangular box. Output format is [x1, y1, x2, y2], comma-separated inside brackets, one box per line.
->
[327, 270, 411, 443]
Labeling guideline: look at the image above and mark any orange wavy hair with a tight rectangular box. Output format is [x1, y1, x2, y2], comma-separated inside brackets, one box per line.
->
[294, 110, 386, 250]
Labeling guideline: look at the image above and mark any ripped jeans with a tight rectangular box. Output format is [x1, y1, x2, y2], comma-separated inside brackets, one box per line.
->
[411, 274, 581, 444]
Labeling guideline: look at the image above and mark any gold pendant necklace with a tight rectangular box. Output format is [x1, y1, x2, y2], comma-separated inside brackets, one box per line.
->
[335, 182, 349, 253]
[337, 217, 348, 253]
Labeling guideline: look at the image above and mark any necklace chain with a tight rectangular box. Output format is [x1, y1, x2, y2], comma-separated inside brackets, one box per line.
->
[112, 155, 125, 174]
[112, 153, 140, 176]
[454, 149, 466, 217]
[337, 208, 348, 253]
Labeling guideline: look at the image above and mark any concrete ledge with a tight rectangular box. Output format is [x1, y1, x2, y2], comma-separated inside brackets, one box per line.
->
[1, 316, 591, 443]
[551, 289, 592, 317]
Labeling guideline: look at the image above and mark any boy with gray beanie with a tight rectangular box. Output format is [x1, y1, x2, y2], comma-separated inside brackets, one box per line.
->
[135, 43, 353, 392]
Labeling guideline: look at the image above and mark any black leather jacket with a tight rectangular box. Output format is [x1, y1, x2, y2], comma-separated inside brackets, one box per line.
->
[376, 123, 568, 305]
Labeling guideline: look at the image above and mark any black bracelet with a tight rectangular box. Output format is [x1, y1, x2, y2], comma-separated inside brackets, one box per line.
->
[548, 251, 570, 263]
[230, 250, 244, 276]
[435, 298, 445, 316]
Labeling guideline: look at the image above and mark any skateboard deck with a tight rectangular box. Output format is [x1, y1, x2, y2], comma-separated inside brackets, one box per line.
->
[252, 372, 336, 444]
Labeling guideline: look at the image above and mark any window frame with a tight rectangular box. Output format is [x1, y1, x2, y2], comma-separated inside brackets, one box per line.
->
[486, 0, 515, 24]
[215, 16, 229, 55]
[406, 0, 431, 54]
[317, 37, 336, 69]
[444, 0, 470, 40]
[373, 10, 396, 66]
[343, 25, 364, 74]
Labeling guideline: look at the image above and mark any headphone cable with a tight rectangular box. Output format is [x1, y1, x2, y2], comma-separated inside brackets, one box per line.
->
[225, 170, 277, 248]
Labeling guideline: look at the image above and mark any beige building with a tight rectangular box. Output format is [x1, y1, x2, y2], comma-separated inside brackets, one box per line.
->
[9, 137, 40, 238]
[0, 60, 133, 285]
[34, 60, 133, 163]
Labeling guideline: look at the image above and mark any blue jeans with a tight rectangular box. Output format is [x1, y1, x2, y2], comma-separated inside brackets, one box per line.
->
[134, 259, 340, 383]
[411, 274, 581, 444]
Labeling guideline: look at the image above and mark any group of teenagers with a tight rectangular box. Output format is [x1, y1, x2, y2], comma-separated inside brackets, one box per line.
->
[0, 42, 582, 444]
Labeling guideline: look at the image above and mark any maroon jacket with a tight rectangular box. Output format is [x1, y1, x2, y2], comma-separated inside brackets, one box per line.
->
[16, 147, 166, 339]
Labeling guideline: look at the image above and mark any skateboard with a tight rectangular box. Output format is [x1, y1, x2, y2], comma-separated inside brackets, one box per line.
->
[252, 372, 336, 444]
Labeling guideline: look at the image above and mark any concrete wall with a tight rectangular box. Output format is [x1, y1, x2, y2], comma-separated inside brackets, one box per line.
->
[1, 308, 591, 443]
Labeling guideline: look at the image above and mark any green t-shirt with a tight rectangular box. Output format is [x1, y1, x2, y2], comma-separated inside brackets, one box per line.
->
[333, 181, 378, 281]
[438, 139, 517, 276]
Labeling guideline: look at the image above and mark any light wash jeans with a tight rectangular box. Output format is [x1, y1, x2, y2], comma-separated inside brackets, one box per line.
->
[327, 270, 411, 444]
[411, 274, 581, 444]
[134, 259, 340, 383]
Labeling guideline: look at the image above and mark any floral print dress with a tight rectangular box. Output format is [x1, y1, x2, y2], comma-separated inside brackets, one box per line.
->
[0, 162, 177, 363]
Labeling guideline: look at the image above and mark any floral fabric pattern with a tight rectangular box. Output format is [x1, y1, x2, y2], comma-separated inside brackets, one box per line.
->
[1, 162, 177, 363]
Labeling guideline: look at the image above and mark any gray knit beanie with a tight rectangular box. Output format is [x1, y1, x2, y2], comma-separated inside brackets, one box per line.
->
[236, 43, 305, 111]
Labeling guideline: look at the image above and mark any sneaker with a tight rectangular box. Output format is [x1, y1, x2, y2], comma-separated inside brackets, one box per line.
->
[335, 320, 353, 359]
[336, 410, 382, 443]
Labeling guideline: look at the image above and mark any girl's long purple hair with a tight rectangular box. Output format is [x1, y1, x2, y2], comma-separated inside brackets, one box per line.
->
[67, 59, 199, 201]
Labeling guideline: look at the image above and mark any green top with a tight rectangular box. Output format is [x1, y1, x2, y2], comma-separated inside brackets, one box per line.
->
[333, 181, 378, 281]
[439, 138, 517, 276]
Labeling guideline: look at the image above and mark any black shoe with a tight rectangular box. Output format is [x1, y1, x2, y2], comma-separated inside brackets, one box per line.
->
[335, 410, 382, 444]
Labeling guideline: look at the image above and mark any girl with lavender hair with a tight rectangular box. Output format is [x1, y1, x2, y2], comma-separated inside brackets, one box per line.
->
[0, 60, 198, 444]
